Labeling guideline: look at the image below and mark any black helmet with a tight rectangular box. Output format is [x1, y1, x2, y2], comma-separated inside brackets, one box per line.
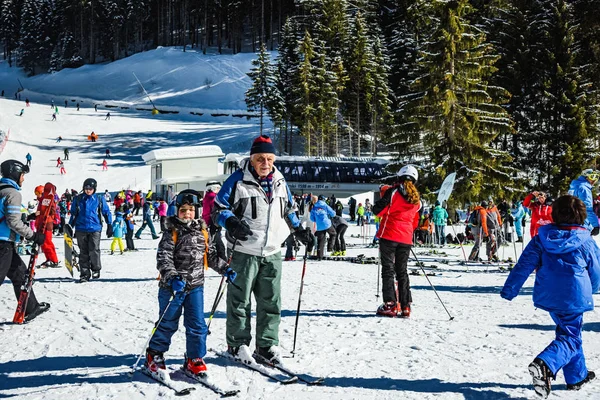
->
[175, 189, 201, 219]
[83, 178, 97, 192]
[0, 160, 29, 185]
[318, 194, 326, 201]
[480, 200, 488, 208]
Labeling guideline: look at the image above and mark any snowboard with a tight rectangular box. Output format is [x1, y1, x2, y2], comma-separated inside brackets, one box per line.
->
[13, 184, 56, 324]
[64, 224, 79, 277]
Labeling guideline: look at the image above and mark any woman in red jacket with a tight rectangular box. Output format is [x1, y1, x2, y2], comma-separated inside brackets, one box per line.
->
[523, 191, 553, 238]
[373, 165, 421, 318]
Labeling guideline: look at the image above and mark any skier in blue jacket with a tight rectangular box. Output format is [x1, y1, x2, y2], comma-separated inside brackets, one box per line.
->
[310, 195, 336, 259]
[69, 178, 113, 282]
[568, 169, 600, 235]
[501, 194, 600, 398]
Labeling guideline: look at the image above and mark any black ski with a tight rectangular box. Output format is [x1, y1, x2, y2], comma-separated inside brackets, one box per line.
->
[212, 349, 298, 384]
[180, 369, 240, 397]
[139, 367, 196, 396]
[252, 353, 325, 385]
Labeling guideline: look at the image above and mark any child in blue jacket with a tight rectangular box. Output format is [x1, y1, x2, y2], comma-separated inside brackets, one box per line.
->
[501, 195, 600, 398]
[110, 212, 126, 255]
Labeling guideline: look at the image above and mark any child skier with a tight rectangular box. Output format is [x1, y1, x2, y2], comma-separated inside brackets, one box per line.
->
[501, 194, 599, 398]
[110, 212, 126, 255]
[144, 190, 236, 376]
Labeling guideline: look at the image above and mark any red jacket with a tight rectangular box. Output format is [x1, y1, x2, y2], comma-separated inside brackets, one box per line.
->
[375, 187, 420, 245]
[523, 193, 553, 237]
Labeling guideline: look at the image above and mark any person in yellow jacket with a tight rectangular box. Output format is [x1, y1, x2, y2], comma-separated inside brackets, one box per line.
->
[356, 203, 365, 226]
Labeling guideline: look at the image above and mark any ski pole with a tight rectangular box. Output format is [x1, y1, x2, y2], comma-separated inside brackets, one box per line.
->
[292, 246, 310, 357]
[207, 240, 238, 334]
[129, 294, 177, 376]
[449, 223, 468, 262]
[511, 225, 518, 262]
[375, 248, 381, 300]
[410, 248, 454, 321]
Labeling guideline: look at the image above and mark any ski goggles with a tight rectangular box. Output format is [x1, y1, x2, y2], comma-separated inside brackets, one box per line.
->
[83, 185, 95, 190]
[176, 191, 200, 207]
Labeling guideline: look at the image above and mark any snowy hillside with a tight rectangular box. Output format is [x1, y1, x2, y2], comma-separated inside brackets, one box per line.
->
[0, 94, 599, 399]
[0, 47, 262, 114]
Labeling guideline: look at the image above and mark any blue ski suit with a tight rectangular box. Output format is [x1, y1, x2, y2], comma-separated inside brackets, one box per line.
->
[501, 224, 600, 384]
[511, 203, 526, 238]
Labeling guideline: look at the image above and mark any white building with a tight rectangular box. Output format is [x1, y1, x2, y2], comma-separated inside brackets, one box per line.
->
[141, 145, 226, 200]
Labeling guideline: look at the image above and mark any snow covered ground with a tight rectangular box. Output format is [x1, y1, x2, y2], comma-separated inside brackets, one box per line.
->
[1, 54, 600, 399]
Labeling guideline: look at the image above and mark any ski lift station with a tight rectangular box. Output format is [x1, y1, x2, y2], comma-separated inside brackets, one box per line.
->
[141, 145, 226, 200]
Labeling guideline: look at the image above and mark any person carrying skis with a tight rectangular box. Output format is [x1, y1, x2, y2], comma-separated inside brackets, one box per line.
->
[523, 191, 553, 238]
[511, 202, 526, 242]
[468, 201, 490, 261]
[110, 212, 126, 255]
[310, 194, 336, 260]
[373, 166, 421, 318]
[568, 169, 600, 235]
[501, 195, 599, 398]
[212, 135, 310, 364]
[145, 190, 235, 376]
[25, 153, 32, 167]
[30, 183, 60, 268]
[68, 178, 113, 282]
[0, 160, 49, 322]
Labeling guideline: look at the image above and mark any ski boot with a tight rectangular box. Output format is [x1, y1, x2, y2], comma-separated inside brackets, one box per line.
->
[228, 344, 254, 363]
[528, 357, 553, 399]
[24, 302, 50, 323]
[110, 250, 114, 255]
[567, 371, 595, 391]
[254, 346, 283, 366]
[399, 305, 411, 318]
[145, 348, 166, 372]
[341, 250, 346, 256]
[184, 357, 207, 375]
[376, 301, 399, 318]
[92, 271, 100, 279]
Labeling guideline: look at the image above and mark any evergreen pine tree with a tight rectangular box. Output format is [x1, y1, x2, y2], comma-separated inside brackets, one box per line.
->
[400, 0, 515, 201]
[245, 43, 278, 136]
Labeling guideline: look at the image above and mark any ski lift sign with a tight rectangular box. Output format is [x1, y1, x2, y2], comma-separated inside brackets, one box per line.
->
[437, 173, 456, 204]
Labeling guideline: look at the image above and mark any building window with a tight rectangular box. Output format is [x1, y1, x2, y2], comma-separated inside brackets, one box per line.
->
[155, 163, 162, 180]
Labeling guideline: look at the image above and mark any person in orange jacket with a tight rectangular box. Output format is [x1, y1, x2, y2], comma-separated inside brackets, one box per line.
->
[468, 201, 490, 261]
[523, 191, 553, 238]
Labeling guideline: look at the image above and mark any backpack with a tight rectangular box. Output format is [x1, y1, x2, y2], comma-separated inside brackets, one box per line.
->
[171, 226, 210, 270]
[468, 210, 479, 226]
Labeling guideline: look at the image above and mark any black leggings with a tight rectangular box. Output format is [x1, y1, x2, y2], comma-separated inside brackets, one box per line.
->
[379, 238, 412, 306]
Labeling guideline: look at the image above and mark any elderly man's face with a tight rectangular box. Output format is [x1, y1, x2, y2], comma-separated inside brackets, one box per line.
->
[251, 153, 276, 178]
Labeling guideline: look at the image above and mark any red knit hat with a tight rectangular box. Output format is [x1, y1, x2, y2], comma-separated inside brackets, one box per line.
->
[250, 135, 276, 155]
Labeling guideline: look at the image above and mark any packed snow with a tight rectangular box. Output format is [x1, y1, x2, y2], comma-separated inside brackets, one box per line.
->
[0, 54, 599, 400]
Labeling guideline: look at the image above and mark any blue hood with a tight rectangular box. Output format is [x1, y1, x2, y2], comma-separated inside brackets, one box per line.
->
[537, 224, 590, 254]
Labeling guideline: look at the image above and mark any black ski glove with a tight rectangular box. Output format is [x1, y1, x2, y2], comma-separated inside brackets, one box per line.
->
[482, 235, 490, 243]
[592, 227, 600, 236]
[293, 227, 311, 245]
[225, 217, 253, 241]
[26, 213, 37, 222]
[106, 224, 113, 238]
[30, 232, 45, 245]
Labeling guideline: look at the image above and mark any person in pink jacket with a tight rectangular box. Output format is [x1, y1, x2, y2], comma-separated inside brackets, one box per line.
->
[157, 198, 168, 232]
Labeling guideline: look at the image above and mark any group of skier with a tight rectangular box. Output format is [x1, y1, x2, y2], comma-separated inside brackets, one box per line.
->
[1, 131, 600, 397]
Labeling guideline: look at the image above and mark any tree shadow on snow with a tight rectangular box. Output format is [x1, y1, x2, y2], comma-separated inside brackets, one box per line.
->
[324, 376, 530, 399]
[204, 309, 374, 320]
[499, 322, 600, 333]
[0, 354, 138, 393]
[411, 285, 533, 296]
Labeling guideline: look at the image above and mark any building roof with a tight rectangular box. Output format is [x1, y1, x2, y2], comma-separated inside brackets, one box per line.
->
[142, 145, 224, 163]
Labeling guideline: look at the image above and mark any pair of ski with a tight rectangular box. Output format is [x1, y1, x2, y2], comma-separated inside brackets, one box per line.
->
[212, 349, 325, 386]
[139, 365, 239, 397]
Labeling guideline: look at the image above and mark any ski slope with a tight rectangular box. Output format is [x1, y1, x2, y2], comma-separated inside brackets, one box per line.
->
[0, 54, 599, 399]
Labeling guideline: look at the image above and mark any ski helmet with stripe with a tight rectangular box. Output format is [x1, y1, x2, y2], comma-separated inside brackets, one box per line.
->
[0, 160, 29, 186]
